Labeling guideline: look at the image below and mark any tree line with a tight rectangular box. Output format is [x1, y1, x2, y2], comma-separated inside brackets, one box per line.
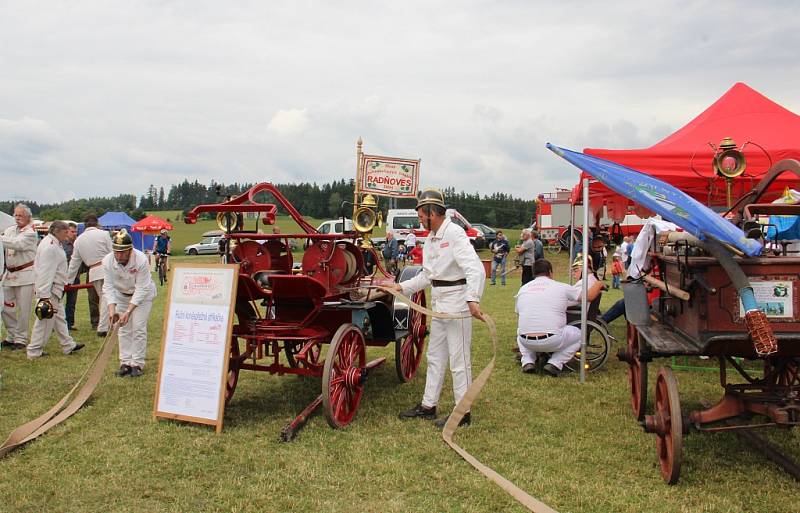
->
[3, 180, 536, 229]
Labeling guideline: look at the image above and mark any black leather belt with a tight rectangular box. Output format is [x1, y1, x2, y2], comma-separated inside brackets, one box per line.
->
[121, 291, 134, 297]
[519, 333, 554, 340]
[431, 279, 467, 287]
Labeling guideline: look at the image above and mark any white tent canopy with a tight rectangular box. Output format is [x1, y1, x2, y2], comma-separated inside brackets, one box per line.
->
[0, 211, 14, 232]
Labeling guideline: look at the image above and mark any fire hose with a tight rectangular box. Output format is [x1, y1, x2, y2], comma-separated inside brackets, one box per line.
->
[379, 286, 559, 513]
[0, 327, 119, 458]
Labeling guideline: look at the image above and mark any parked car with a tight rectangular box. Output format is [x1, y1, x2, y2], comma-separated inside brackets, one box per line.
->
[185, 234, 224, 255]
[316, 218, 354, 234]
[471, 223, 497, 249]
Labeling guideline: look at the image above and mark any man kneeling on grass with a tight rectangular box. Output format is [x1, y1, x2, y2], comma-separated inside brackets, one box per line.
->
[515, 258, 603, 377]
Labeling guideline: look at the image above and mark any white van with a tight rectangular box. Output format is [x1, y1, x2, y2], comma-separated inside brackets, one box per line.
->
[385, 209, 421, 243]
[316, 218, 354, 234]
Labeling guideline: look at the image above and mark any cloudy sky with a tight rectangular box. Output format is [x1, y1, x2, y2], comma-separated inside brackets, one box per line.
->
[2, 0, 798, 204]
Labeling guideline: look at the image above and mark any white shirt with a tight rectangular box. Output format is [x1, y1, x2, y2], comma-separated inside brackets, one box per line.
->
[1, 222, 38, 286]
[68, 227, 113, 283]
[401, 217, 485, 313]
[33, 233, 69, 300]
[102, 249, 156, 307]
[568, 273, 599, 307]
[515, 276, 581, 335]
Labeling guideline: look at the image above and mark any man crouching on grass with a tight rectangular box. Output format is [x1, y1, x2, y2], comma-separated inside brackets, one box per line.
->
[515, 258, 603, 377]
[102, 229, 156, 378]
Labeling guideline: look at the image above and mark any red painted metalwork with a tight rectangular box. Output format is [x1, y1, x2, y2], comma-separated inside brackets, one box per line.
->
[185, 182, 429, 437]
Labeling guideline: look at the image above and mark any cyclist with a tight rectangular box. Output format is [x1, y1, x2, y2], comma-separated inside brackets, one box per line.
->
[153, 229, 171, 279]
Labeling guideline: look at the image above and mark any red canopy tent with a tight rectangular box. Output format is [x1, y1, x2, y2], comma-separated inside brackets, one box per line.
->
[571, 83, 800, 216]
[131, 215, 174, 233]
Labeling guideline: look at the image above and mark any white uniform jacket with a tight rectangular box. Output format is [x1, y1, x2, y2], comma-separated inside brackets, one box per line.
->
[1, 223, 38, 286]
[33, 233, 69, 300]
[67, 227, 113, 283]
[102, 249, 156, 307]
[400, 218, 485, 313]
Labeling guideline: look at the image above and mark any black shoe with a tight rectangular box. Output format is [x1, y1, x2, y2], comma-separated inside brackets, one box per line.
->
[543, 363, 561, 377]
[435, 412, 471, 430]
[27, 352, 49, 360]
[97, 331, 108, 338]
[521, 363, 536, 374]
[115, 364, 132, 377]
[68, 343, 85, 355]
[2, 340, 24, 350]
[68, 325, 78, 331]
[398, 403, 437, 420]
[129, 366, 143, 378]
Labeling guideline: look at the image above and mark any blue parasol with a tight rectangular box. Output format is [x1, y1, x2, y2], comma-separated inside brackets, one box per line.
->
[546, 143, 762, 257]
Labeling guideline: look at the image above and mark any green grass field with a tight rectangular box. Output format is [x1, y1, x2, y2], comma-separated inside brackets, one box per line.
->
[1, 225, 798, 512]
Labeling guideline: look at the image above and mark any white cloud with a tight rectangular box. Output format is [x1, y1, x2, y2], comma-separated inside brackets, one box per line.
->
[267, 108, 310, 137]
[0, 1, 797, 204]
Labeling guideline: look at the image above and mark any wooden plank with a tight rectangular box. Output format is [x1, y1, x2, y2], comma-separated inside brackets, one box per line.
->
[637, 323, 705, 356]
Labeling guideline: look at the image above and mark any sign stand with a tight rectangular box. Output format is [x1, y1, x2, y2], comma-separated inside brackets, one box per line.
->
[153, 263, 239, 433]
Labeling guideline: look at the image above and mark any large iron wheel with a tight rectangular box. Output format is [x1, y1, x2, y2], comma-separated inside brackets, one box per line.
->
[225, 336, 242, 405]
[624, 322, 648, 421]
[647, 367, 683, 485]
[395, 290, 428, 382]
[564, 319, 611, 373]
[322, 324, 367, 428]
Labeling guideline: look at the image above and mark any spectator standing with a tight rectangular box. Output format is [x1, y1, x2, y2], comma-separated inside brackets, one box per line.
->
[405, 231, 417, 261]
[611, 255, 624, 289]
[489, 231, 510, 286]
[382, 231, 399, 274]
[409, 240, 424, 265]
[1, 204, 38, 350]
[625, 236, 634, 269]
[27, 221, 85, 359]
[63, 222, 79, 331]
[532, 231, 544, 261]
[103, 229, 157, 378]
[393, 188, 485, 429]
[67, 214, 113, 337]
[515, 229, 536, 285]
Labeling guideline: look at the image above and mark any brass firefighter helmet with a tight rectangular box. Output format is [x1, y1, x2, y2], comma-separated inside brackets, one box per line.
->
[572, 252, 594, 270]
[415, 188, 446, 210]
[112, 228, 133, 251]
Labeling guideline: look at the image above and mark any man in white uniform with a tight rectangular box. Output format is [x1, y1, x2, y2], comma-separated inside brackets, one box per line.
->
[515, 259, 603, 376]
[1, 204, 39, 350]
[102, 229, 156, 378]
[67, 214, 112, 337]
[391, 188, 485, 429]
[27, 221, 85, 359]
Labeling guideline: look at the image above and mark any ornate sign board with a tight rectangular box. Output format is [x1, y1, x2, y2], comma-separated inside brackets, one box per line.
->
[153, 263, 239, 433]
[359, 154, 420, 198]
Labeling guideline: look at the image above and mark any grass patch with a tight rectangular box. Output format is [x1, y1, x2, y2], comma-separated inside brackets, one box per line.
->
[1, 251, 798, 513]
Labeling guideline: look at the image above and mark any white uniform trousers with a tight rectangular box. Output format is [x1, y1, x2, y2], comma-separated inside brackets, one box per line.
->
[28, 298, 77, 358]
[92, 280, 109, 333]
[115, 295, 152, 368]
[2, 284, 34, 345]
[517, 325, 582, 370]
[421, 314, 473, 411]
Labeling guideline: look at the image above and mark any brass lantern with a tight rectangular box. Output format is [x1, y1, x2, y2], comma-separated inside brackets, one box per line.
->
[353, 194, 379, 233]
[712, 137, 746, 207]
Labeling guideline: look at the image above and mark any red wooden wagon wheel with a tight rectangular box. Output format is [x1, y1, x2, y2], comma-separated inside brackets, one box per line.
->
[285, 341, 323, 370]
[322, 324, 367, 428]
[396, 290, 428, 382]
[626, 322, 648, 421]
[645, 367, 683, 485]
[766, 357, 800, 387]
[225, 336, 243, 404]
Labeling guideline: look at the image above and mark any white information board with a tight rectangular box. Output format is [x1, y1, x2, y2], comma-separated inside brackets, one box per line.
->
[739, 280, 794, 319]
[153, 263, 238, 433]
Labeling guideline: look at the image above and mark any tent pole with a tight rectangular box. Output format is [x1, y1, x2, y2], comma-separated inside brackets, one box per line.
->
[569, 204, 575, 285]
[580, 178, 589, 384]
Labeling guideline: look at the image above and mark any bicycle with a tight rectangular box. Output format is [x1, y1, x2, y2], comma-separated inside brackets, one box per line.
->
[156, 253, 170, 286]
